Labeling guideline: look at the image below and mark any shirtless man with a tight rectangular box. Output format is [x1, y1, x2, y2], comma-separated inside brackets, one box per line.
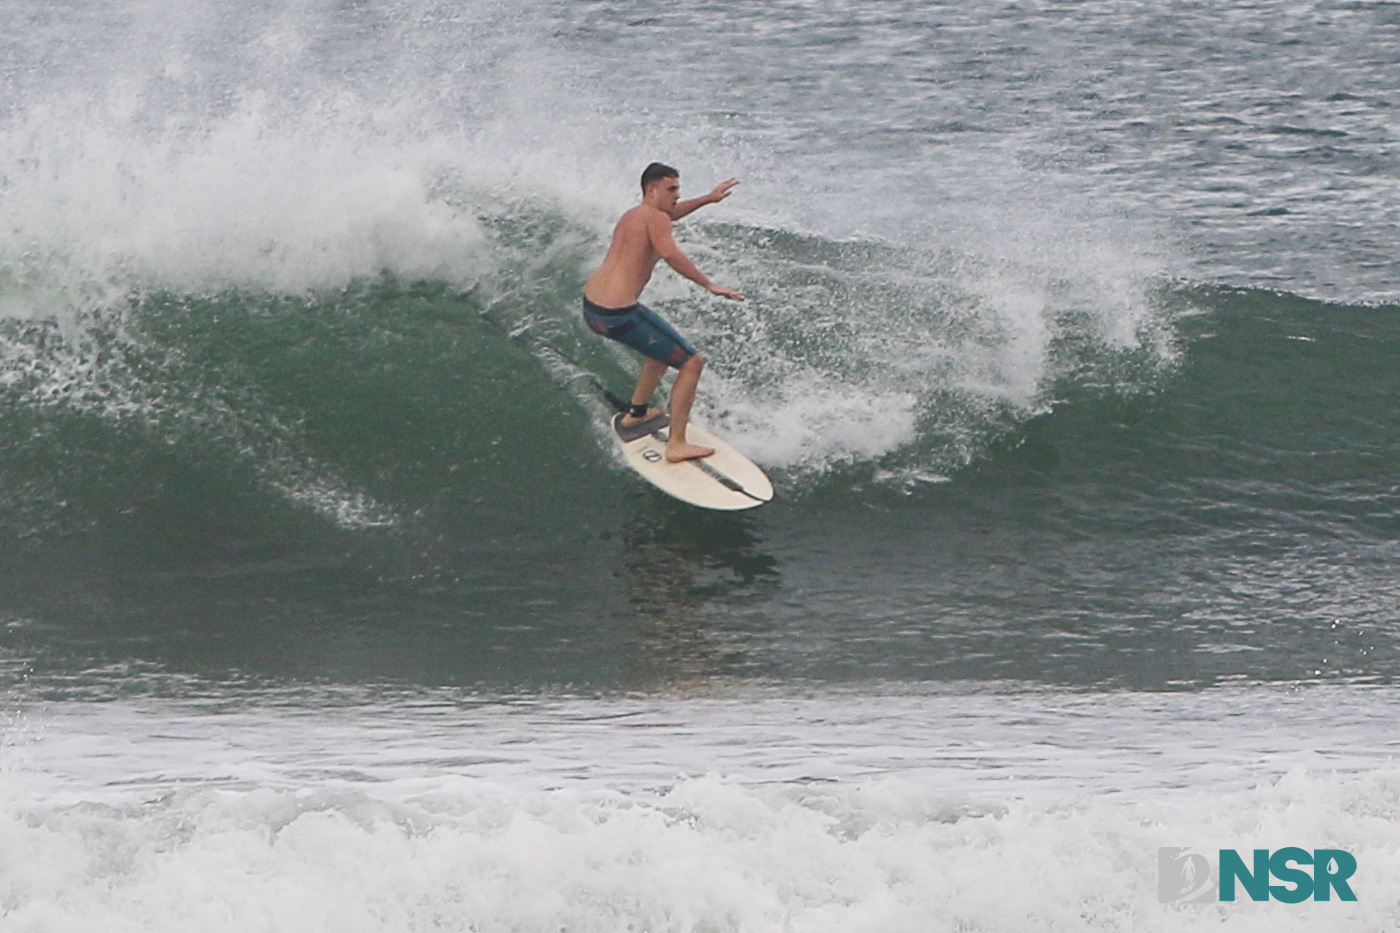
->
[583, 162, 745, 462]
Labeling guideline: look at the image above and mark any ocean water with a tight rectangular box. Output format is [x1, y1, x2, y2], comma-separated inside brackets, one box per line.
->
[2, 0, 1399, 929]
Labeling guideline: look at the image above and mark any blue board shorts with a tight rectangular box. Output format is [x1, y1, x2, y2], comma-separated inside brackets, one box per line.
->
[582, 297, 697, 368]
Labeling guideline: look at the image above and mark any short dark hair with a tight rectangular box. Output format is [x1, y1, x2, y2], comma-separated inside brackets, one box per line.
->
[640, 162, 679, 194]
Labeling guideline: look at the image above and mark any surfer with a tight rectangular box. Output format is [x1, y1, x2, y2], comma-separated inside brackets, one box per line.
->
[583, 162, 745, 462]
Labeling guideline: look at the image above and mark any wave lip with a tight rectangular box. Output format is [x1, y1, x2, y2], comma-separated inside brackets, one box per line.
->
[0, 95, 489, 307]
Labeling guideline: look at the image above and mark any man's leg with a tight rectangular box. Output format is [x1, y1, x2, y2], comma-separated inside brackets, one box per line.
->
[611, 304, 709, 457]
[664, 354, 713, 462]
[621, 357, 669, 426]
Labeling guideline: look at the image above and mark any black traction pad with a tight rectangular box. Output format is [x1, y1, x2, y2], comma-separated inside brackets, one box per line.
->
[612, 411, 671, 443]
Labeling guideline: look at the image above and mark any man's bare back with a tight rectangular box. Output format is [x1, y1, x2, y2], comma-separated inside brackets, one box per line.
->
[582, 165, 744, 463]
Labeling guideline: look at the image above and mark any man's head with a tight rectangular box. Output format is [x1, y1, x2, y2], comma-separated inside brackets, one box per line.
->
[641, 162, 681, 213]
[640, 162, 679, 195]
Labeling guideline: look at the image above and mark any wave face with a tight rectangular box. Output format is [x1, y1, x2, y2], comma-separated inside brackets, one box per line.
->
[3, 277, 1397, 690]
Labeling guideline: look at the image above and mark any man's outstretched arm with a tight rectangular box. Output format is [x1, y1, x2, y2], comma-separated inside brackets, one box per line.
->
[668, 179, 739, 221]
[649, 211, 745, 300]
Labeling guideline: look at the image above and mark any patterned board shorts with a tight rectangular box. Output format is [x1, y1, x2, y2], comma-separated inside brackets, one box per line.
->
[582, 298, 697, 368]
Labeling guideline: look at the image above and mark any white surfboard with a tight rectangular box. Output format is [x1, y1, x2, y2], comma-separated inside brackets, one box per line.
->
[612, 412, 773, 510]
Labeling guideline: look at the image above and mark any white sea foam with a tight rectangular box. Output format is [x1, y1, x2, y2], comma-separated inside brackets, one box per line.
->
[663, 215, 1174, 477]
[700, 375, 921, 471]
[0, 0, 650, 315]
[2, 685, 1398, 932]
[0, 93, 490, 306]
[3, 770, 1397, 933]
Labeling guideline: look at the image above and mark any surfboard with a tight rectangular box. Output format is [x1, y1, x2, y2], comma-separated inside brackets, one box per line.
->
[612, 412, 773, 510]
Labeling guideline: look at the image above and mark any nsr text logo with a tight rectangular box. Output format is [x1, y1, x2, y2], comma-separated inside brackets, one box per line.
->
[1159, 847, 1357, 904]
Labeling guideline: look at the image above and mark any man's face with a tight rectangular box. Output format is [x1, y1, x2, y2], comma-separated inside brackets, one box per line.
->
[649, 177, 680, 210]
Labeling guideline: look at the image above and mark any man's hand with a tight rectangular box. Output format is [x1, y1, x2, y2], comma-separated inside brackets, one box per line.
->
[669, 178, 741, 221]
[708, 179, 739, 204]
[708, 283, 745, 301]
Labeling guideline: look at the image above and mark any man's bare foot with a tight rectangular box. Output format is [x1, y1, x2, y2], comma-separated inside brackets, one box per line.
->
[665, 441, 715, 462]
[620, 407, 666, 427]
